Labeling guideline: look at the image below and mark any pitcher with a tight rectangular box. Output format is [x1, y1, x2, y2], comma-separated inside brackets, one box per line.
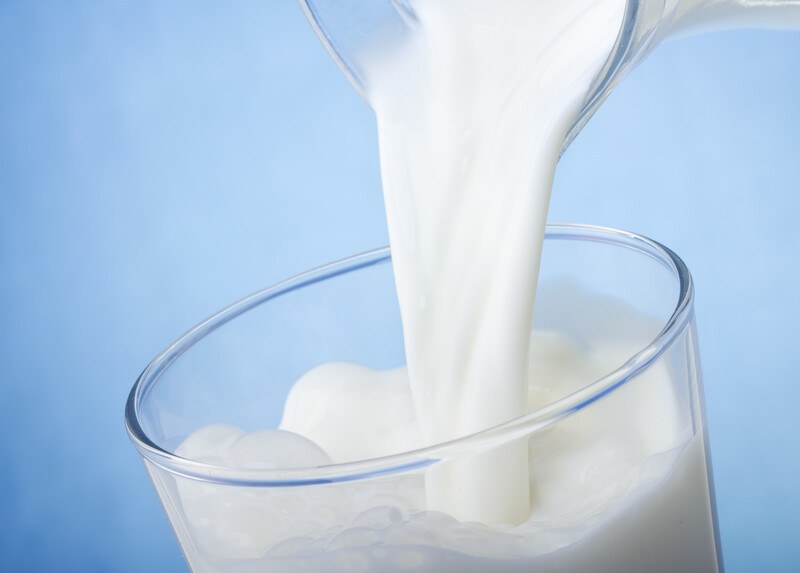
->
[299, 0, 800, 152]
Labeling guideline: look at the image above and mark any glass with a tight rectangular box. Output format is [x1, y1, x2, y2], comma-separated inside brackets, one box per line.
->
[126, 224, 722, 573]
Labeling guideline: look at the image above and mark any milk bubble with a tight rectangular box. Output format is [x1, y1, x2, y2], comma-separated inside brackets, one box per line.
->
[175, 423, 244, 462]
[225, 429, 331, 470]
[281, 363, 421, 462]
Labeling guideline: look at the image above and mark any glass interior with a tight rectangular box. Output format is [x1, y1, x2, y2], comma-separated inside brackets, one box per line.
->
[125, 224, 720, 573]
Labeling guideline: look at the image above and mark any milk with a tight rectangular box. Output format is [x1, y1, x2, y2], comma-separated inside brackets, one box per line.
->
[169, 0, 719, 569]
[165, 438, 718, 573]
[363, 0, 626, 524]
[172, 290, 718, 571]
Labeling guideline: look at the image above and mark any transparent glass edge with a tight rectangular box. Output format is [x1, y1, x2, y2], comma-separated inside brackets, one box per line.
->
[124, 223, 695, 485]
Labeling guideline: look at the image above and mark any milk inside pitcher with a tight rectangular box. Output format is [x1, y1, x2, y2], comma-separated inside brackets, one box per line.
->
[299, 0, 800, 151]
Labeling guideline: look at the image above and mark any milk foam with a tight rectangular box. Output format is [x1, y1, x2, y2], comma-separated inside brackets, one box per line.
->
[173, 295, 716, 571]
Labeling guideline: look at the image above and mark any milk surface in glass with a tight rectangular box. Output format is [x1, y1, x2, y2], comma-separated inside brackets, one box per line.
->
[165, 0, 724, 571]
[173, 281, 719, 573]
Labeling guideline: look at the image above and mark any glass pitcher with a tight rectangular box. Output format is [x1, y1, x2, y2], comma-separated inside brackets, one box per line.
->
[299, 0, 800, 152]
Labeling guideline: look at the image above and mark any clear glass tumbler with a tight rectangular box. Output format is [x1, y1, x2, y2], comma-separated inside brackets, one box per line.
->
[125, 224, 722, 573]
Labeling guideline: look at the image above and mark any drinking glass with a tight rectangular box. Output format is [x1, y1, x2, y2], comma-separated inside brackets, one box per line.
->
[126, 224, 722, 573]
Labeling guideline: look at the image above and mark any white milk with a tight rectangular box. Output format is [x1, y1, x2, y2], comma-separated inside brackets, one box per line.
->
[167, 439, 717, 573]
[168, 0, 726, 569]
[173, 292, 718, 572]
[357, 0, 626, 524]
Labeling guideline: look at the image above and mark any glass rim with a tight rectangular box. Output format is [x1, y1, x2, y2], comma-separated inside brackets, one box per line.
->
[125, 223, 694, 486]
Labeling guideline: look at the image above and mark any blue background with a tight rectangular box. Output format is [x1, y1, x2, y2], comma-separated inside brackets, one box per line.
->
[1, 1, 798, 571]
